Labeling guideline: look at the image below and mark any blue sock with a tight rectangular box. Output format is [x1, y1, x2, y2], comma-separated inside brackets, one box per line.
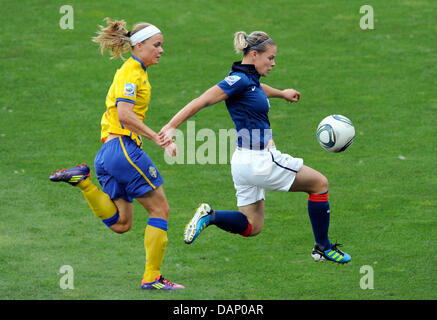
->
[308, 192, 331, 250]
[210, 210, 252, 236]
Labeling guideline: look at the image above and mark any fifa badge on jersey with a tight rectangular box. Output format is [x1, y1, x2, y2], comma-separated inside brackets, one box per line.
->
[123, 83, 136, 97]
[148, 166, 157, 178]
[224, 75, 241, 86]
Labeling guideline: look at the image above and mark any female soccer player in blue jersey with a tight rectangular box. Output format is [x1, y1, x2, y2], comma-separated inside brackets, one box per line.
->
[159, 30, 351, 264]
[50, 18, 184, 290]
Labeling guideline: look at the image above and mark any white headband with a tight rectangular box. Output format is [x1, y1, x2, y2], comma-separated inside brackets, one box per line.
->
[130, 25, 161, 46]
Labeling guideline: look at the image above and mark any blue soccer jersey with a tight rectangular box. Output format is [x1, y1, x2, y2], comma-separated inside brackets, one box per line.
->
[217, 62, 272, 149]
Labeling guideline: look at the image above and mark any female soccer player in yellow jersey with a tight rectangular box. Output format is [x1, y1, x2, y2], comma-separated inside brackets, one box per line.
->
[50, 18, 184, 290]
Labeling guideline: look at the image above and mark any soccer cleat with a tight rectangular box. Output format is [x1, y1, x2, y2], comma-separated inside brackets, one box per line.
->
[311, 243, 351, 264]
[49, 163, 90, 186]
[141, 275, 184, 290]
[184, 203, 213, 244]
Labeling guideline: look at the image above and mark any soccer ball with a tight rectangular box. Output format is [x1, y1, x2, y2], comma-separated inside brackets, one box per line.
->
[316, 115, 355, 152]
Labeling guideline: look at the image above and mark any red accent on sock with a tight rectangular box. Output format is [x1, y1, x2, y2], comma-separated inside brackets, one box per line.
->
[308, 192, 329, 202]
[240, 222, 253, 237]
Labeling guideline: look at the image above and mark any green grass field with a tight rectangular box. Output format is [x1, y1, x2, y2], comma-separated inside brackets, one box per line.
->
[1, 0, 436, 301]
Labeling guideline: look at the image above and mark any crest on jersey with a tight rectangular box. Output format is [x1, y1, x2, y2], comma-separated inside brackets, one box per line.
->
[123, 83, 136, 97]
[224, 75, 241, 86]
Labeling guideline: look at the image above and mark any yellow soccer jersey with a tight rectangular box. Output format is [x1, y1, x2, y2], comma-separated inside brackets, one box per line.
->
[100, 55, 151, 147]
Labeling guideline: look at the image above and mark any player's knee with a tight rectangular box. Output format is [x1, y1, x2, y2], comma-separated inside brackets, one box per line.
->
[111, 222, 132, 234]
[249, 228, 262, 237]
[319, 174, 329, 192]
[311, 174, 328, 194]
[248, 220, 263, 237]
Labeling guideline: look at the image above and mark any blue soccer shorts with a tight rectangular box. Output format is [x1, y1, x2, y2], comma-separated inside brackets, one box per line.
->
[94, 136, 164, 202]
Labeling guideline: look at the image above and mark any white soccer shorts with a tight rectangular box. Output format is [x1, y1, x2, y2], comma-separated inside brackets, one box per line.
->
[230, 146, 304, 207]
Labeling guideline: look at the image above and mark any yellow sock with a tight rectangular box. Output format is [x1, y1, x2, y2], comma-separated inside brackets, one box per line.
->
[77, 178, 118, 222]
[142, 219, 168, 283]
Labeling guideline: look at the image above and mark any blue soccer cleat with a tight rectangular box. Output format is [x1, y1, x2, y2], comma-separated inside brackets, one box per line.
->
[184, 203, 213, 244]
[50, 163, 90, 186]
[311, 243, 351, 264]
[141, 275, 184, 290]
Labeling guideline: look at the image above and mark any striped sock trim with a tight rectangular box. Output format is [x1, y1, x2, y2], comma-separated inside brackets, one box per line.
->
[308, 192, 329, 202]
[240, 222, 252, 237]
[147, 218, 168, 231]
[102, 211, 120, 227]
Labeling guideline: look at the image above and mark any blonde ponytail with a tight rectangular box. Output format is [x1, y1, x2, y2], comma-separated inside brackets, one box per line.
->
[92, 17, 131, 60]
[233, 31, 249, 53]
[233, 30, 275, 55]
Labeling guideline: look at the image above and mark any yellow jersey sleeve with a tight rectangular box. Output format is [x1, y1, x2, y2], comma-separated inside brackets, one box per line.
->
[113, 65, 142, 105]
[100, 56, 151, 147]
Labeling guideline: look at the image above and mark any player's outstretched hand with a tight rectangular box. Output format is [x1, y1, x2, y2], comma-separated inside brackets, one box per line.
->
[164, 142, 178, 157]
[152, 133, 170, 148]
[159, 125, 176, 146]
[282, 88, 301, 103]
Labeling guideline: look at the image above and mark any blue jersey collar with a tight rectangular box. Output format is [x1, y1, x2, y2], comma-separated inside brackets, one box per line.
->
[231, 61, 260, 79]
[131, 55, 147, 72]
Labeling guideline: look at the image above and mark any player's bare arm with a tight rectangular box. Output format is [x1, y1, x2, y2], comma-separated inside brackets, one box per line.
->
[117, 101, 165, 147]
[159, 85, 228, 144]
[118, 101, 177, 155]
[261, 83, 300, 103]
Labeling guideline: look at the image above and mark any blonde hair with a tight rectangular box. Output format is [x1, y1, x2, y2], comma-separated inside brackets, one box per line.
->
[233, 31, 275, 55]
[92, 17, 152, 60]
